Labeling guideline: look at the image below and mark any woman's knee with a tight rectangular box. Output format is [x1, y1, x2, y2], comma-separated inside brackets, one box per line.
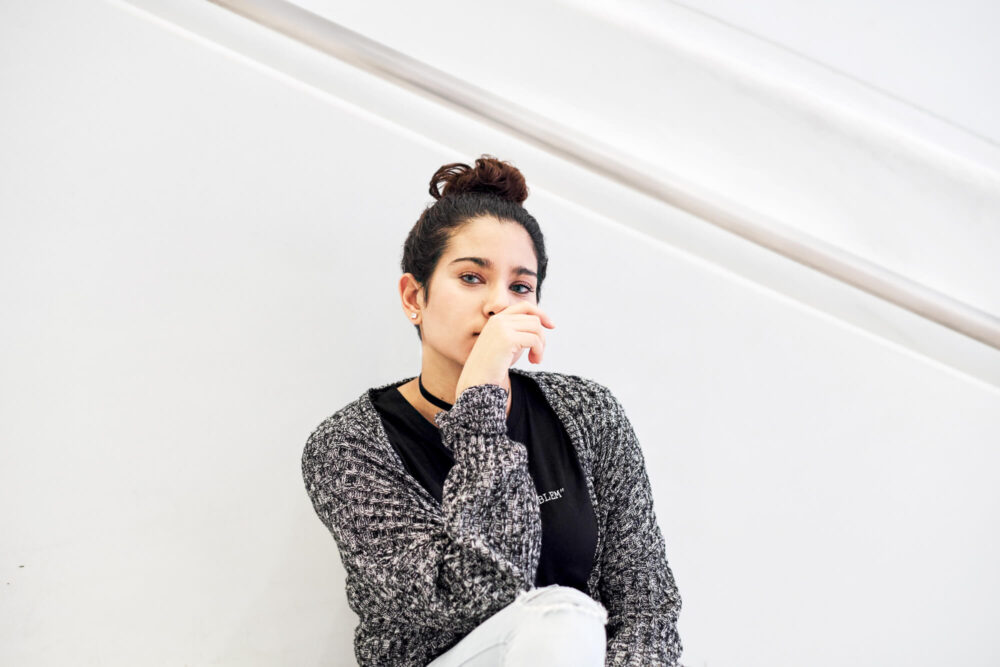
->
[517, 585, 607, 617]
[501, 586, 608, 665]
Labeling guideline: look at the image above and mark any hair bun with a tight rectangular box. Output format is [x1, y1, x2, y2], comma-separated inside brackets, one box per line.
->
[429, 155, 528, 204]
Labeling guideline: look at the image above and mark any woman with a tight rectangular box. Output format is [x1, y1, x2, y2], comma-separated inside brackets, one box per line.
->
[302, 156, 683, 666]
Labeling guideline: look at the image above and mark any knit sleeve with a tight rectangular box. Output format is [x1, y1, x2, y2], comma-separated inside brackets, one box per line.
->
[593, 386, 684, 666]
[302, 383, 543, 636]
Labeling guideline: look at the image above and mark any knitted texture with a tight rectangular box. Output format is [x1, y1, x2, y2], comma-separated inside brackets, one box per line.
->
[302, 368, 683, 666]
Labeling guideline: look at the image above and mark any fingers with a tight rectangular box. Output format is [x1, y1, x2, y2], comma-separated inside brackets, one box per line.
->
[502, 314, 546, 350]
[481, 302, 552, 365]
[501, 313, 550, 333]
[500, 305, 550, 364]
[513, 330, 545, 364]
[501, 300, 555, 329]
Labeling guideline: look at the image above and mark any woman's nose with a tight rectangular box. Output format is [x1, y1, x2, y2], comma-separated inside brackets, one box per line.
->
[485, 288, 511, 317]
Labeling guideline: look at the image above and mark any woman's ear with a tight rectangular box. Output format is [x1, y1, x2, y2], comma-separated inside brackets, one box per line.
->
[399, 273, 423, 321]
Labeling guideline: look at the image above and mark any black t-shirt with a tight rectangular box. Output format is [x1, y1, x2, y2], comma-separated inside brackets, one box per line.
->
[371, 372, 598, 594]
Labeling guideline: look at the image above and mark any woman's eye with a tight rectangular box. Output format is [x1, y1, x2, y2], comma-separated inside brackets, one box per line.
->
[460, 274, 534, 295]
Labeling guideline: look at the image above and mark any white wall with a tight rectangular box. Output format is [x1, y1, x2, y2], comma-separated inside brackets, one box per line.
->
[674, 0, 1000, 146]
[1, 1, 999, 666]
[292, 0, 1000, 321]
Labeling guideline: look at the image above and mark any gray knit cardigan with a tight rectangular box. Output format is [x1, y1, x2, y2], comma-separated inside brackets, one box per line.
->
[301, 368, 683, 666]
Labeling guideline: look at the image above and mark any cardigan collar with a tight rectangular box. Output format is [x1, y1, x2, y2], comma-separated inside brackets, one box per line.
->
[354, 368, 593, 505]
[345, 366, 604, 601]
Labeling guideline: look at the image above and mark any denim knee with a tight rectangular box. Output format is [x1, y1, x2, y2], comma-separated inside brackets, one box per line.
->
[501, 585, 608, 665]
[516, 584, 608, 619]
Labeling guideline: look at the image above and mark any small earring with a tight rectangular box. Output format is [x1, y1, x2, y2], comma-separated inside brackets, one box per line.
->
[410, 313, 417, 319]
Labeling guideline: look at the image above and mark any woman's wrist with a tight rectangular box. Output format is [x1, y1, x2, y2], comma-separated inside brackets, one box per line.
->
[434, 383, 509, 435]
[455, 376, 510, 402]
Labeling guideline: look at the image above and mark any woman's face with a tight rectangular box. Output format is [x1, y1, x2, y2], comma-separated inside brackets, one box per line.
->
[419, 215, 539, 370]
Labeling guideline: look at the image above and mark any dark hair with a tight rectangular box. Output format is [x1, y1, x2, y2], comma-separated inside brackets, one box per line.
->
[401, 155, 548, 341]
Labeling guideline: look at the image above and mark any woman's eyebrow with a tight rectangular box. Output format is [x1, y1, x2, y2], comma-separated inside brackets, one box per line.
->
[449, 256, 537, 278]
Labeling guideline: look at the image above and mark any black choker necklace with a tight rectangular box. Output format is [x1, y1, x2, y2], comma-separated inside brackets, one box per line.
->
[418, 374, 453, 410]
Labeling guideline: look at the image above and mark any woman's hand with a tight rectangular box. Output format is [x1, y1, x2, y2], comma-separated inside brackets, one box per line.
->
[454, 302, 556, 400]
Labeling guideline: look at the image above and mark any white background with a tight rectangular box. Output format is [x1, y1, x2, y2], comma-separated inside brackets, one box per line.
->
[2, 1, 998, 665]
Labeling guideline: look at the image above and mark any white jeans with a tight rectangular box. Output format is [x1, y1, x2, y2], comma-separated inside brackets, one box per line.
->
[426, 584, 609, 667]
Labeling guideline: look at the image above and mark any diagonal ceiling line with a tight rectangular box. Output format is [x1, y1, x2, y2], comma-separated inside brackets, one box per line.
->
[208, 0, 1000, 351]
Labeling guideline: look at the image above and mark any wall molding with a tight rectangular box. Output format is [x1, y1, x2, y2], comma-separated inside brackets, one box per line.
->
[189, 0, 999, 351]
